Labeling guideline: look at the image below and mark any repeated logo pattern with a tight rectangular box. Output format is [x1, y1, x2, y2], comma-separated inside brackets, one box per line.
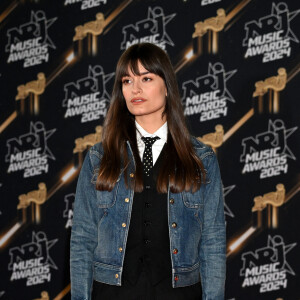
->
[0, 1, 299, 299]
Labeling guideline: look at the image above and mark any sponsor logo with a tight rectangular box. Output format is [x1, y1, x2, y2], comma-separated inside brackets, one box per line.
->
[182, 62, 236, 122]
[63, 193, 75, 228]
[240, 119, 297, 179]
[243, 2, 300, 63]
[201, 0, 222, 6]
[5, 11, 57, 68]
[64, 0, 107, 10]
[121, 6, 176, 50]
[5, 122, 56, 178]
[240, 235, 296, 293]
[63, 65, 113, 123]
[8, 231, 58, 286]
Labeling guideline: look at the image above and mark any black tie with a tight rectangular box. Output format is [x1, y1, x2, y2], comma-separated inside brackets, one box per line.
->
[141, 136, 160, 176]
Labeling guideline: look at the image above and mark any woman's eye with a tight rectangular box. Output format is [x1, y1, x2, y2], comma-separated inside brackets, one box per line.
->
[143, 77, 152, 82]
[122, 79, 131, 85]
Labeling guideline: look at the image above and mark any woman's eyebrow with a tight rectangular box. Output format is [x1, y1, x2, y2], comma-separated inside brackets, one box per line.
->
[122, 71, 150, 77]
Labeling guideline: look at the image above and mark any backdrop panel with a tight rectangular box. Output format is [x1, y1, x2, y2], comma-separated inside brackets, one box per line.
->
[0, 0, 299, 299]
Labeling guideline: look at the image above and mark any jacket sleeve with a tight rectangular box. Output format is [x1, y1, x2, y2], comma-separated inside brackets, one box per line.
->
[199, 152, 226, 300]
[70, 150, 99, 300]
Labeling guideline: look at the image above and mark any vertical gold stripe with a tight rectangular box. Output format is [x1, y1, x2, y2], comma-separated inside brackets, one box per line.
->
[267, 205, 271, 228]
[273, 91, 279, 113]
[257, 211, 262, 228]
[212, 31, 218, 54]
[207, 30, 212, 53]
[272, 206, 278, 229]
[268, 90, 272, 113]
[34, 94, 39, 115]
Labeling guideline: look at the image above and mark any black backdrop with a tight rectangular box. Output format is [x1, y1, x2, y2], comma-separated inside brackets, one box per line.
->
[0, 0, 300, 299]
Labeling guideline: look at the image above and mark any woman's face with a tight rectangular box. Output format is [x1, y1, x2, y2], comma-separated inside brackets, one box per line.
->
[121, 61, 167, 123]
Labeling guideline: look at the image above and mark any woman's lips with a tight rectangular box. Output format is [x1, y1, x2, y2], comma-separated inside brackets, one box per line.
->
[131, 97, 147, 104]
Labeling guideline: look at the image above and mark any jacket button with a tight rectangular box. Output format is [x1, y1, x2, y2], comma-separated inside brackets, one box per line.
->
[173, 248, 178, 254]
[169, 198, 174, 204]
[172, 222, 177, 228]
[122, 223, 126, 227]
[130, 173, 134, 178]
[115, 274, 119, 279]
[125, 198, 129, 203]
[119, 247, 123, 252]
[174, 275, 179, 281]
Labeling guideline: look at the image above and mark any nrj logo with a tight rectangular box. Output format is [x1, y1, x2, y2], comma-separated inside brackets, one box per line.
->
[120, 6, 176, 50]
[243, 2, 300, 63]
[8, 231, 58, 286]
[63, 193, 75, 229]
[240, 235, 296, 293]
[5, 11, 57, 68]
[64, 0, 107, 10]
[182, 62, 236, 122]
[240, 119, 297, 179]
[5, 122, 56, 178]
[63, 65, 114, 123]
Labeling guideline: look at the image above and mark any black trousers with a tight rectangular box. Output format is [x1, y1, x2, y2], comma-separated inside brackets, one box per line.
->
[92, 270, 202, 300]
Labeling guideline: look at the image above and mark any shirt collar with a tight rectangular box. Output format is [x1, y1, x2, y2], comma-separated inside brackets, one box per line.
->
[135, 120, 168, 143]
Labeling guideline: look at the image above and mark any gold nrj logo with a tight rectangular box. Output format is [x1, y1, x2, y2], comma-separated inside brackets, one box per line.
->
[253, 68, 287, 114]
[192, 9, 226, 55]
[73, 13, 105, 56]
[15, 73, 46, 115]
[197, 124, 224, 152]
[18, 183, 47, 224]
[252, 184, 285, 229]
[73, 126, 102, 167]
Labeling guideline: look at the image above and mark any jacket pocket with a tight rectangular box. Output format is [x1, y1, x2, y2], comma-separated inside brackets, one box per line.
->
[182, 188, 204, 208]
[91, 168, 121, 208]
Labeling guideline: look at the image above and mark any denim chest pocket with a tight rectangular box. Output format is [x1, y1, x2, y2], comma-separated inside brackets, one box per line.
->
[91, 168, 121, 208]
[182, 165, 212, 208]
[182, 187, 205, 208]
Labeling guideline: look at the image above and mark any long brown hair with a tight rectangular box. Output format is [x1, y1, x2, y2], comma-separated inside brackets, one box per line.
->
[96, 43, 205, 193]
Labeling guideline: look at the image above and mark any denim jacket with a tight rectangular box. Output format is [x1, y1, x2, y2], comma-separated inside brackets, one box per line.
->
[70, 137, 226, 300]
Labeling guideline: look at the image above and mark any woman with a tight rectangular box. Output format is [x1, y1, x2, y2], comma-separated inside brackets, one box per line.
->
[70, 43, 226, 300]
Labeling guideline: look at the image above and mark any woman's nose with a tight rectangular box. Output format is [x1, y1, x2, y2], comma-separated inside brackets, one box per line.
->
[132, 81, 142, 94]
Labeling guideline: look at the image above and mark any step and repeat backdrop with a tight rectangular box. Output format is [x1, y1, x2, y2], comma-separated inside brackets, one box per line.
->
[0, 0, 300, 299]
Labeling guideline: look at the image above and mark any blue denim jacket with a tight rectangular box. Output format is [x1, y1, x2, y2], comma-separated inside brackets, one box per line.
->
[70, 137, 226, 300]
